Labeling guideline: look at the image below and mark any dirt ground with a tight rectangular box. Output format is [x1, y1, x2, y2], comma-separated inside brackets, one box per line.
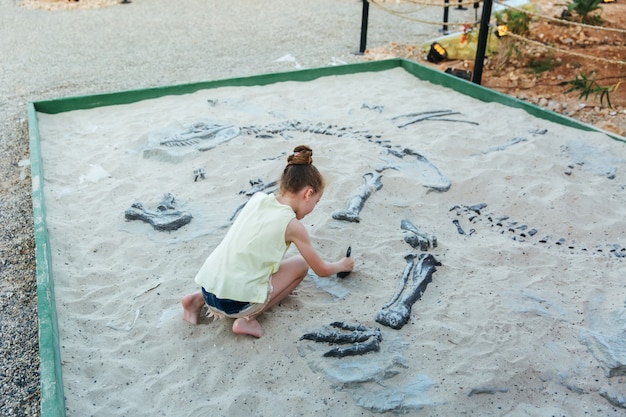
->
[365, 0, 626, 137]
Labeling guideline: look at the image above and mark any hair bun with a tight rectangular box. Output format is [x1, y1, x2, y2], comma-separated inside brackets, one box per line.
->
[287, 145, 313, 165]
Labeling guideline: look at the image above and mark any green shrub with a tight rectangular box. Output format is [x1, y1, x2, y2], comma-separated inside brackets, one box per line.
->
[495, 9, 532, 36]
[564, 72, 619, 108]
[565, 0, 603, 25]
[527, 56, 561, 74]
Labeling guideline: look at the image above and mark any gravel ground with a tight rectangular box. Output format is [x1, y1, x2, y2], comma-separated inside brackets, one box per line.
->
[0, 0, 445, 415]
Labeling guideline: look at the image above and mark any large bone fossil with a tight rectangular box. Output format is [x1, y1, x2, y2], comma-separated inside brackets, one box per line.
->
[375, 253, 441, 330]
[300, 321, 383, 358]
[124, 193, 192, 231]
[332, 172, 383, 223]
[401, 219, 437, 251]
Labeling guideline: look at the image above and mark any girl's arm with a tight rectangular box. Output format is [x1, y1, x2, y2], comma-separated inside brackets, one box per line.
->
[285, 218, 354, 277]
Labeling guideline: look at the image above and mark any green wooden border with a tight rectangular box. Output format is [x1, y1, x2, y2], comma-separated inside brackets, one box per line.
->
[29, 58, 624, 417]
[33, 60, 401, 114]
[28, 103, 66, 417]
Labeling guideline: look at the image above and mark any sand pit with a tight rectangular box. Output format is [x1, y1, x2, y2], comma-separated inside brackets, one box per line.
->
[34, 65, 626, 415]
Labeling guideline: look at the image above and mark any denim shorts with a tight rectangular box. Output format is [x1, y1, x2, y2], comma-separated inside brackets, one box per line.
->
[201, 287, 252, 315]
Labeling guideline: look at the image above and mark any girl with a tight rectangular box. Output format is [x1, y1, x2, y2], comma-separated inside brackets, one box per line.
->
[182, 145, 354, 338]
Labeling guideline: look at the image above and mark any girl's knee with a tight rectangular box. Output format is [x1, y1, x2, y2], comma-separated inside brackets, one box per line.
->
[276, 256, 308, 283]
[287, 255, 307, 270]
[294, 255, 309, 277]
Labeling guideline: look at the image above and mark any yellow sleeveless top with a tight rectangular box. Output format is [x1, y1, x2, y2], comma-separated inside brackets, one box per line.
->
[194, 192, 295, 303]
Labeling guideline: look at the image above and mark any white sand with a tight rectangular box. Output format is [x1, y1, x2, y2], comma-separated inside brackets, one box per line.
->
[37, 68, 626, 416]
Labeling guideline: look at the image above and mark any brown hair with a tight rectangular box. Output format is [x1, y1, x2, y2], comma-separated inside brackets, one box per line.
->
[279, 145, 325, 195]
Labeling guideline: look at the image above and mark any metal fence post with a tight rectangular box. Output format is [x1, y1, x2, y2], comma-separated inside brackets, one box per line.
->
[358, 0, 370, 54]
[472, 0, 493, 85]
[442, 0, 450, 33]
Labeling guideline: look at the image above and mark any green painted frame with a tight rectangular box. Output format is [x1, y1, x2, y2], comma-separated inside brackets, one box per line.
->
[28, 58, 624, 417]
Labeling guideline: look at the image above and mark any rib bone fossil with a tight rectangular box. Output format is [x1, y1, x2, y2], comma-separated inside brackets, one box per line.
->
[159, 122, 240, 151]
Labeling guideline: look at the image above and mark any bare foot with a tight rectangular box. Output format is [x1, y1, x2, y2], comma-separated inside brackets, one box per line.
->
[181, 292, 205, 325]
[232, 317, 263, 338]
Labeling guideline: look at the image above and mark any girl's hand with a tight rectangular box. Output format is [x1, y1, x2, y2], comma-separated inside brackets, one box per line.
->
[287, 219, 354, 277]
[336, 255, 354, 278]
[341, 256, 354, 272]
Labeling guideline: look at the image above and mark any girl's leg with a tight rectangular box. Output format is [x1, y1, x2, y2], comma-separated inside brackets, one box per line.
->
[232, 255, 308, 337]
[181, 292, 206, 325]
[262, 255, 309, 310]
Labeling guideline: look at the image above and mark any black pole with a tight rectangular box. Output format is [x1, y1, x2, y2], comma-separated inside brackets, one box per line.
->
[358, 0, 370, 54]
[471, 0, 493, 85]
[442, 0, 450, 34]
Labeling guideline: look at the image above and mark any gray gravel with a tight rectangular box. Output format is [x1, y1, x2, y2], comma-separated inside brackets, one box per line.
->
[0, 0, 442, 415]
